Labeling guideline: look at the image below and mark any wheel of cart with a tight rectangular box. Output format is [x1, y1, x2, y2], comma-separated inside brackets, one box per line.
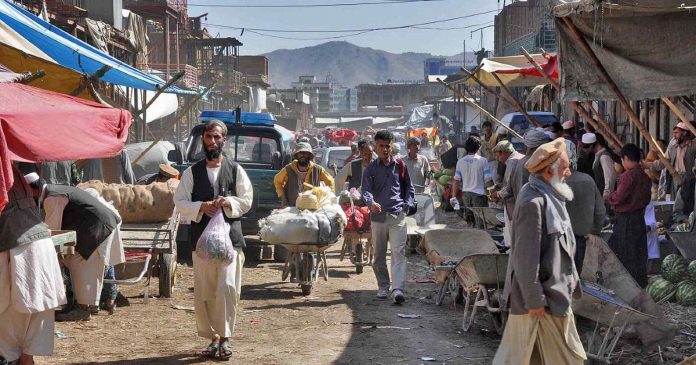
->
[419, 229, 499, 306]
[467, 207, 504, 231]
[110, 210, 180, 300]
[454, 253, 509, 335]
[340, 231, 372, 274]
[280, 243, 333, 295]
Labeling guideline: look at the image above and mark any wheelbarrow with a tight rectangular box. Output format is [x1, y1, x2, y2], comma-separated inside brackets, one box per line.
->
[454, 253, 509, 335]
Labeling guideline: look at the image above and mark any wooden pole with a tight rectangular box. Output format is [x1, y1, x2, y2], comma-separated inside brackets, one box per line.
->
[135, 70, 186, 115]
[131, 80, 217, 166]
[662, 97, 696, 136]
[560, 17, 680, 184]
[520, 47, 624, 151]
[583, 100, 624, 148]
[459, 67, 516, 106]
[437, 78, 523, 140]
[490, 72, 541, 127]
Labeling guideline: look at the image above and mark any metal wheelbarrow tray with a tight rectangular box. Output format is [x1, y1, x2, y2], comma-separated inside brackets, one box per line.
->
[667, 229, 696, 261]
[418, 228, 498, 306]
[454, 253, 509, 335]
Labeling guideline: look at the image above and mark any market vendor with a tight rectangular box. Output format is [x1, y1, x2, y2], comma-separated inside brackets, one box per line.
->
[404, 137, 431, 194]
[488, 140, 524, 246]
[494, 138, 586, 365]
[173, 120, 253, 360]
[136, 163, 180, 185]
[26, 173, 123, 322]
[335, 139, 374, 194]
[274, 142, 335, 208]
[0, 165, 66, 365]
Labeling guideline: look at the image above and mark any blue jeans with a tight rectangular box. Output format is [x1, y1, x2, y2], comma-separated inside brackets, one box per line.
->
[100, 266, 118, 303]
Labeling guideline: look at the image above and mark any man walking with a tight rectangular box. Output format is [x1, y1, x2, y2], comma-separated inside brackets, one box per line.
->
[404, 137, 431, 194]
[608, 143, 652, 287]
[274, 142, 334, 208]
[174, 120, 253, 360]
[0, 165, 66, 365]
[335, 139, 373, 193]
[451, 136, 491, 224]
[361, 130, 415, 304]
[489, 140, 524, 246]
[565, 148, 606, 274]
[494, 138, 586, 364]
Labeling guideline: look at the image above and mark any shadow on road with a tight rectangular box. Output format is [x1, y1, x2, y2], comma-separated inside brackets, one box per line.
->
[70, 354, 211, 365]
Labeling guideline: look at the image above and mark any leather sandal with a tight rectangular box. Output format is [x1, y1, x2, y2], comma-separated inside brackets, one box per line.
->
[218, 342, 233, 360]
[201, 342, 219, 358]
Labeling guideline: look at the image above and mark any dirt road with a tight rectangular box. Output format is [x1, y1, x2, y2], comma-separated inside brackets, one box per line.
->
[43, 238, 500, 365]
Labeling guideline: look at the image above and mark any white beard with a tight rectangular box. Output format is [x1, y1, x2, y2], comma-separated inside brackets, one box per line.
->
[550, 173, 574, 201]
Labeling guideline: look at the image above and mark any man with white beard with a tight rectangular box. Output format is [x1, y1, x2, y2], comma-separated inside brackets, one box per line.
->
[494, 138, 586, 365]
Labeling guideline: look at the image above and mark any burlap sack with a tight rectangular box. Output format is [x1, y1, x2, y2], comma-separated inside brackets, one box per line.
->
[78, 180, 178, 223]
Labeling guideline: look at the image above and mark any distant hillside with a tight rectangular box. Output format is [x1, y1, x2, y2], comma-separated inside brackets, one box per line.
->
[264, 41, 462, 88]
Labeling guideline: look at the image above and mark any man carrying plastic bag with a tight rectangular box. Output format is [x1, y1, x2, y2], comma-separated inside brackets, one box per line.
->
[174, 120, 253, 360]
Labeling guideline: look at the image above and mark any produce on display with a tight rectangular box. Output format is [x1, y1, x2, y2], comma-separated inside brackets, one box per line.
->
[675, 280, 696, 306]
[78, 180, 178, 223]
[662, 254, 688, 284]
[646, 276, 676, 303]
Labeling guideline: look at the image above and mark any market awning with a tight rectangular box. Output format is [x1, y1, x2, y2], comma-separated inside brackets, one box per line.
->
[553, 0, 696, 100]
[0, 0, 196, 98]
[447, 53, 558, 88]
[0, 82, 131, 211]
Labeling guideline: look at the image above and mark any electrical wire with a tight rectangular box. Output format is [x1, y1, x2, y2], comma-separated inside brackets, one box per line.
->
[188, 0, 443, 8]
[201, 9, 499, 33]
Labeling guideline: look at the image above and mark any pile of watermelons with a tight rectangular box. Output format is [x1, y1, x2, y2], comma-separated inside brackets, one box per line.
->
[647, 254, 696, 306]
[433, 168, 454, 186]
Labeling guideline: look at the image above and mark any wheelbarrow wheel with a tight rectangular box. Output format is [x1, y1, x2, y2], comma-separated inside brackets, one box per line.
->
[355, 243, 364, 274]
[159, 252, 177, 298]
[273, 245, 289, 262]
[301, 284, 313, 296]
[492, 311, 508, 336]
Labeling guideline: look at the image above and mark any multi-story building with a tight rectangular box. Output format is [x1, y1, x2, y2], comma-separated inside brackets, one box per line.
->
[494, 0, 556, 56]
[291, 75, 333, 113]
[423, 53, 479, 79]
[267, 88, 312, 131]
[330, 87, 358, 113]
[357, 82, 431, 112]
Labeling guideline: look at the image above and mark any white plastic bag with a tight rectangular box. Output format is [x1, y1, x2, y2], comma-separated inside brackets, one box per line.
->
[196, 210, 236, 265]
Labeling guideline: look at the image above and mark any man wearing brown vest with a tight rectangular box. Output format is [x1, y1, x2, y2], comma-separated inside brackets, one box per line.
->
[273, 142, 334, 207]
[174, 120, 253, 360]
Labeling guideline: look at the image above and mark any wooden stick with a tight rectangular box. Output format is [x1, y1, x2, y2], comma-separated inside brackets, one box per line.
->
[490, 72, 541, 127]
[436, 78, 523, 140]
[520, 47, 624, 151]
[131, 80, 218, 166]
[662, 97, 696, 136]
[561, 17, 679, 183]
[135, 70, 185, 115]
[583, 100, 624, 148]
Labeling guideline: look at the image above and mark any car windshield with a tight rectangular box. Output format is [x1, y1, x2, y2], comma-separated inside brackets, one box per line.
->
[190, 133, 279, 164]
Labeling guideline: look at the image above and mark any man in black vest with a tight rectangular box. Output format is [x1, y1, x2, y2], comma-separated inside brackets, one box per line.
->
[173, 120, 253, 360]
[335, 139, 373, 194]
[26, 173, 122, 322]
[0, 166, 66, 365]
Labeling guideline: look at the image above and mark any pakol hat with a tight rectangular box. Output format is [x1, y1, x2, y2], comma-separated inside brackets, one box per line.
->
[158, 164, 179, 178]
[562, 120, 575, 130]
[293, 142, 314, 159]
[525, 138, 567, 173]
[581, 132, 597, 144]
[493, 140, 515, 154]
[523, 129, 549, 149]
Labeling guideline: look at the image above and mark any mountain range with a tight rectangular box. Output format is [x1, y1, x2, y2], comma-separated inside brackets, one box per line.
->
[263, 41, 466, 88]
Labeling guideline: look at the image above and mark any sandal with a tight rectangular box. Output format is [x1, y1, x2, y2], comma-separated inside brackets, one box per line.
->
[201, 342, 219, 358]
[218, 342, 233, 360]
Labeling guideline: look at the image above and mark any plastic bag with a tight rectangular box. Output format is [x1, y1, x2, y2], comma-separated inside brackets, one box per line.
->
[296, 191, 320, 210]
[195, 210, 236, 265]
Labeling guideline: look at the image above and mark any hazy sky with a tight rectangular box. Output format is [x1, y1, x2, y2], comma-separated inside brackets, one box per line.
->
[188, 0, 498, 56]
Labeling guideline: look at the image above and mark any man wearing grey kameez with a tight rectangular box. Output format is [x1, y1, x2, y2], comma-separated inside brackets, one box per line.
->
[494, 138, 586, 365]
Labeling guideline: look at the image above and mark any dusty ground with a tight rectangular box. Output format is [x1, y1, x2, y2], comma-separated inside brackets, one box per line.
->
[39, 208, 696, 365]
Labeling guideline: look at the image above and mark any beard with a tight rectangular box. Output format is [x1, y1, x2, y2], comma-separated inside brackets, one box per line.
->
[297, 158, 309, 167]
[550, 172, 574, 201]
[204, 141, 224, 161]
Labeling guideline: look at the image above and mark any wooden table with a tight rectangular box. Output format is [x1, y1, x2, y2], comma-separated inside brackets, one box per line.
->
[51, 230, 76, 255]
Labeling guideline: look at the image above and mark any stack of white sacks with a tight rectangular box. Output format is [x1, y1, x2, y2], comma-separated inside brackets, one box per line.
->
[259, 185, 346, 245]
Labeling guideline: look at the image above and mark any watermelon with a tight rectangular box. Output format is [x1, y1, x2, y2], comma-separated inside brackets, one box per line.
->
[434, 171, 443, 179]
[646, 277, 676, 303]
[675, 280, 696, 306]
[648, 275, 664, 285]
[438, 175, 452, 185]
[689, 261, 696, 282]
[662, 254, 688, 283]
[442, 168, 453, 177]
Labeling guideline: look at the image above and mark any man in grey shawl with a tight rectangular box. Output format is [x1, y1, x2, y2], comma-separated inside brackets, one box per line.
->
[494, 138, 586, 365]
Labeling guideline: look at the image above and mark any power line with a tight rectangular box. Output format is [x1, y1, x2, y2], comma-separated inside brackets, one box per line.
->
[201, 9, 499, 33]
[188, 0, 443, 8]
[411, 21, 493, 30]
[245, 30, 372, 40]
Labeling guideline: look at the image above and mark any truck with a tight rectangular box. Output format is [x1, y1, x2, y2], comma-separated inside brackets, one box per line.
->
[170, 110, 294, 261]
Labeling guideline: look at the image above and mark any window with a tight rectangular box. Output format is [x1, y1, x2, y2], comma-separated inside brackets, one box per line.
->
[189, 133, 279, 164]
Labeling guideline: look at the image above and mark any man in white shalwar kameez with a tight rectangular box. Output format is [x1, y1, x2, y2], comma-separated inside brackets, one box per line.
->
[0, 166, 66, 365]
[26, 174, 124, 321]
[174, 120, 253, 360]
